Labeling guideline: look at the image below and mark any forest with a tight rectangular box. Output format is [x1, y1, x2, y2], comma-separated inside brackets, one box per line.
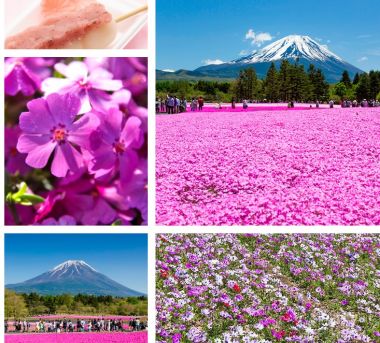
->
[5, 289, 148, 319]
[156, 61, 380, 103]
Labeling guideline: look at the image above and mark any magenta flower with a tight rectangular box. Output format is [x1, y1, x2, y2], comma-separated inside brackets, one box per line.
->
[88, 108, 142, 187]
[42, 61, 123, 113]
[5, 126, 31, 175]
[5, 58, 53, 96]
[17, 93, 99, 177]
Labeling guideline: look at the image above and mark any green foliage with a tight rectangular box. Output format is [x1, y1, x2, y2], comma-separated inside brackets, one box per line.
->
[156, 80, 233, 102]
[5, 289, 28, 319]
[234, 68, 258, 101]
[356, 73, 371, 100]
[264, 63, 279, 102]
[156, 68, 380, 104]
[333, 82, 347, 99]
[4, 290, 147, 319]
[6, 182, 45, 206]
[340, 70, 351, 88]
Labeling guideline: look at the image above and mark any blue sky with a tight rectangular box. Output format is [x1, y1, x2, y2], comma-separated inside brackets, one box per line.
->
[5, 234, 148, 294]
[157, 0, 380, 72]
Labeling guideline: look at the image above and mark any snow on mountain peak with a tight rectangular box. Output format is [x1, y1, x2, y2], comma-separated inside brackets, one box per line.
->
[235, 35, 343, 64]
[50, 260, 96, 275]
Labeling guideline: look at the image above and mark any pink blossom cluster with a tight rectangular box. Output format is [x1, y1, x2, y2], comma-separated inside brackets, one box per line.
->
[5, 57, 147, 226]
[5, 331, 147, 343]
[156, 234, 380, 342]
[156, 108, 380, 225]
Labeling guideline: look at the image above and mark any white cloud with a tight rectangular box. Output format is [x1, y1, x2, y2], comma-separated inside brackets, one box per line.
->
[239, 50, 249, 56]
[203, 59, 225, 65]
[357, 34, 371, 39]
[162, 69, 175, 72]
[358, 56, 368, 62]
[245, 29, 273, 46]
[326, 39, 331, 43]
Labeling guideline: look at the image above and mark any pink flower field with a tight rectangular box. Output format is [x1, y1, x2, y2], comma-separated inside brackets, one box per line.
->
[156, 107, 380, 225]
[5, 332, 147, 343]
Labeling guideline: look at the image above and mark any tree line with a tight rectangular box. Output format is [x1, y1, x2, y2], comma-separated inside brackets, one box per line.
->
[5, 289, 147, 319]
[156, 63, 380, 103]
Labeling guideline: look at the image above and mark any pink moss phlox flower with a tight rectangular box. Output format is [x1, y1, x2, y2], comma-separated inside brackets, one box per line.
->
[112, 89, 148, 133]
[40, 215, 76, 225]
[34, 179, 94, 224]
[81, 185, 118, 225]
[5, 126, 31, 175]
[42, 61, 123, 113]
[88, 108, 142, 186]
[17, 93, 100, 178]
[85, 57, 147, 96]
[5, 57, 53, 96]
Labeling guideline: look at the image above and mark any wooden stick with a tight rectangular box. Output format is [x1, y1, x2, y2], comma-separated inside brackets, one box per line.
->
[115, 4, 148, 23]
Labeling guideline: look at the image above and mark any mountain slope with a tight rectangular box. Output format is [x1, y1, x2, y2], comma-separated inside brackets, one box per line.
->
[157, 35, 363, 83]
[6, 260, 144, 297]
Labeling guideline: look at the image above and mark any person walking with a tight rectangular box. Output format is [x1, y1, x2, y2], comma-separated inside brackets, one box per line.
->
[167, 95, 174, 114]
[198, 96, 204, 111]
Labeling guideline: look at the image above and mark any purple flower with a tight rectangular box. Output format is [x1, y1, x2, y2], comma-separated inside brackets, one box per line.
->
[5, 126, 31, 175]
[5, 58, 53, 96]
[88, 108, 142, 187]
[40, 215, 76, 225]
[86, 57, 147, 96]
[172, 333, 182, 343]
[17, 93, 99, 177]
[81, 185, 117, 225]
[42, 61, 123, 113]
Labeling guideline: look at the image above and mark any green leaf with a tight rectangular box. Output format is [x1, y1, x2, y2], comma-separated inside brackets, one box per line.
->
[111, 219, 122, 226]
[15, 194, 45, 206]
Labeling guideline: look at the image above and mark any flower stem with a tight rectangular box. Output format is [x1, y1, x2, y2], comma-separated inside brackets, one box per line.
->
[8, 202, 21, 225]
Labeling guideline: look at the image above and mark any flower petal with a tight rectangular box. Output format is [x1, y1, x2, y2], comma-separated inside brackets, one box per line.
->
[25, 140, 56, 169]
[17, 134, 51, 153]
[51, 143, 83, 177]
[20, 98, 55, 134]
[41, 77, 75, 95]
[121, 116, 142, 148]
[69, 113, 100, 149]
[46, 93, 81, 126]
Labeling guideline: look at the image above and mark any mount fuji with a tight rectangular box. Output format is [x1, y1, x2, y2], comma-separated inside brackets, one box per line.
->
[6, 260, 144, 297]
[157, 35, 363, 83]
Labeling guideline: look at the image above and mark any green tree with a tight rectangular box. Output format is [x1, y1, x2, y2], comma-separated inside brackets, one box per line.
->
[334, 82, 347, 100]
[356, 73, 370, 100]
[312, 68, 329, 101]
[369, 70, 380, 99]
[352, 72, 360, 85]
[340, 70, 351, 88]
[264, 62, 279, 102]
[5, 289, 28, 319]
[234, 68, 258, 101]
[278, 60, 291, 101]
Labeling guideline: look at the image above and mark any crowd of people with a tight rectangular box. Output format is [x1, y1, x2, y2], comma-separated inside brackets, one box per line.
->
[5, 318, 147, 334]
[340, 99, 380, 107]
[156, 95, 204, 113]
[156, 96, 380, 113]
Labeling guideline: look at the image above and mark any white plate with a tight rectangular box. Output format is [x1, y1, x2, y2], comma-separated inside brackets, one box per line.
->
[4, 0, 147, 49]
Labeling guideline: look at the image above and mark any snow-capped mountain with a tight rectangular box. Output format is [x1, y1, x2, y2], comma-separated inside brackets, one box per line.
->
[233, 35, 342, 63]
[157, 35, 363, 83]
[6, 260, 144, 297]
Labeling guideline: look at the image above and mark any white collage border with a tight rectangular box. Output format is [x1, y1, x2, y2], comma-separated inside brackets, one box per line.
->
[0, 1, 379, 343]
